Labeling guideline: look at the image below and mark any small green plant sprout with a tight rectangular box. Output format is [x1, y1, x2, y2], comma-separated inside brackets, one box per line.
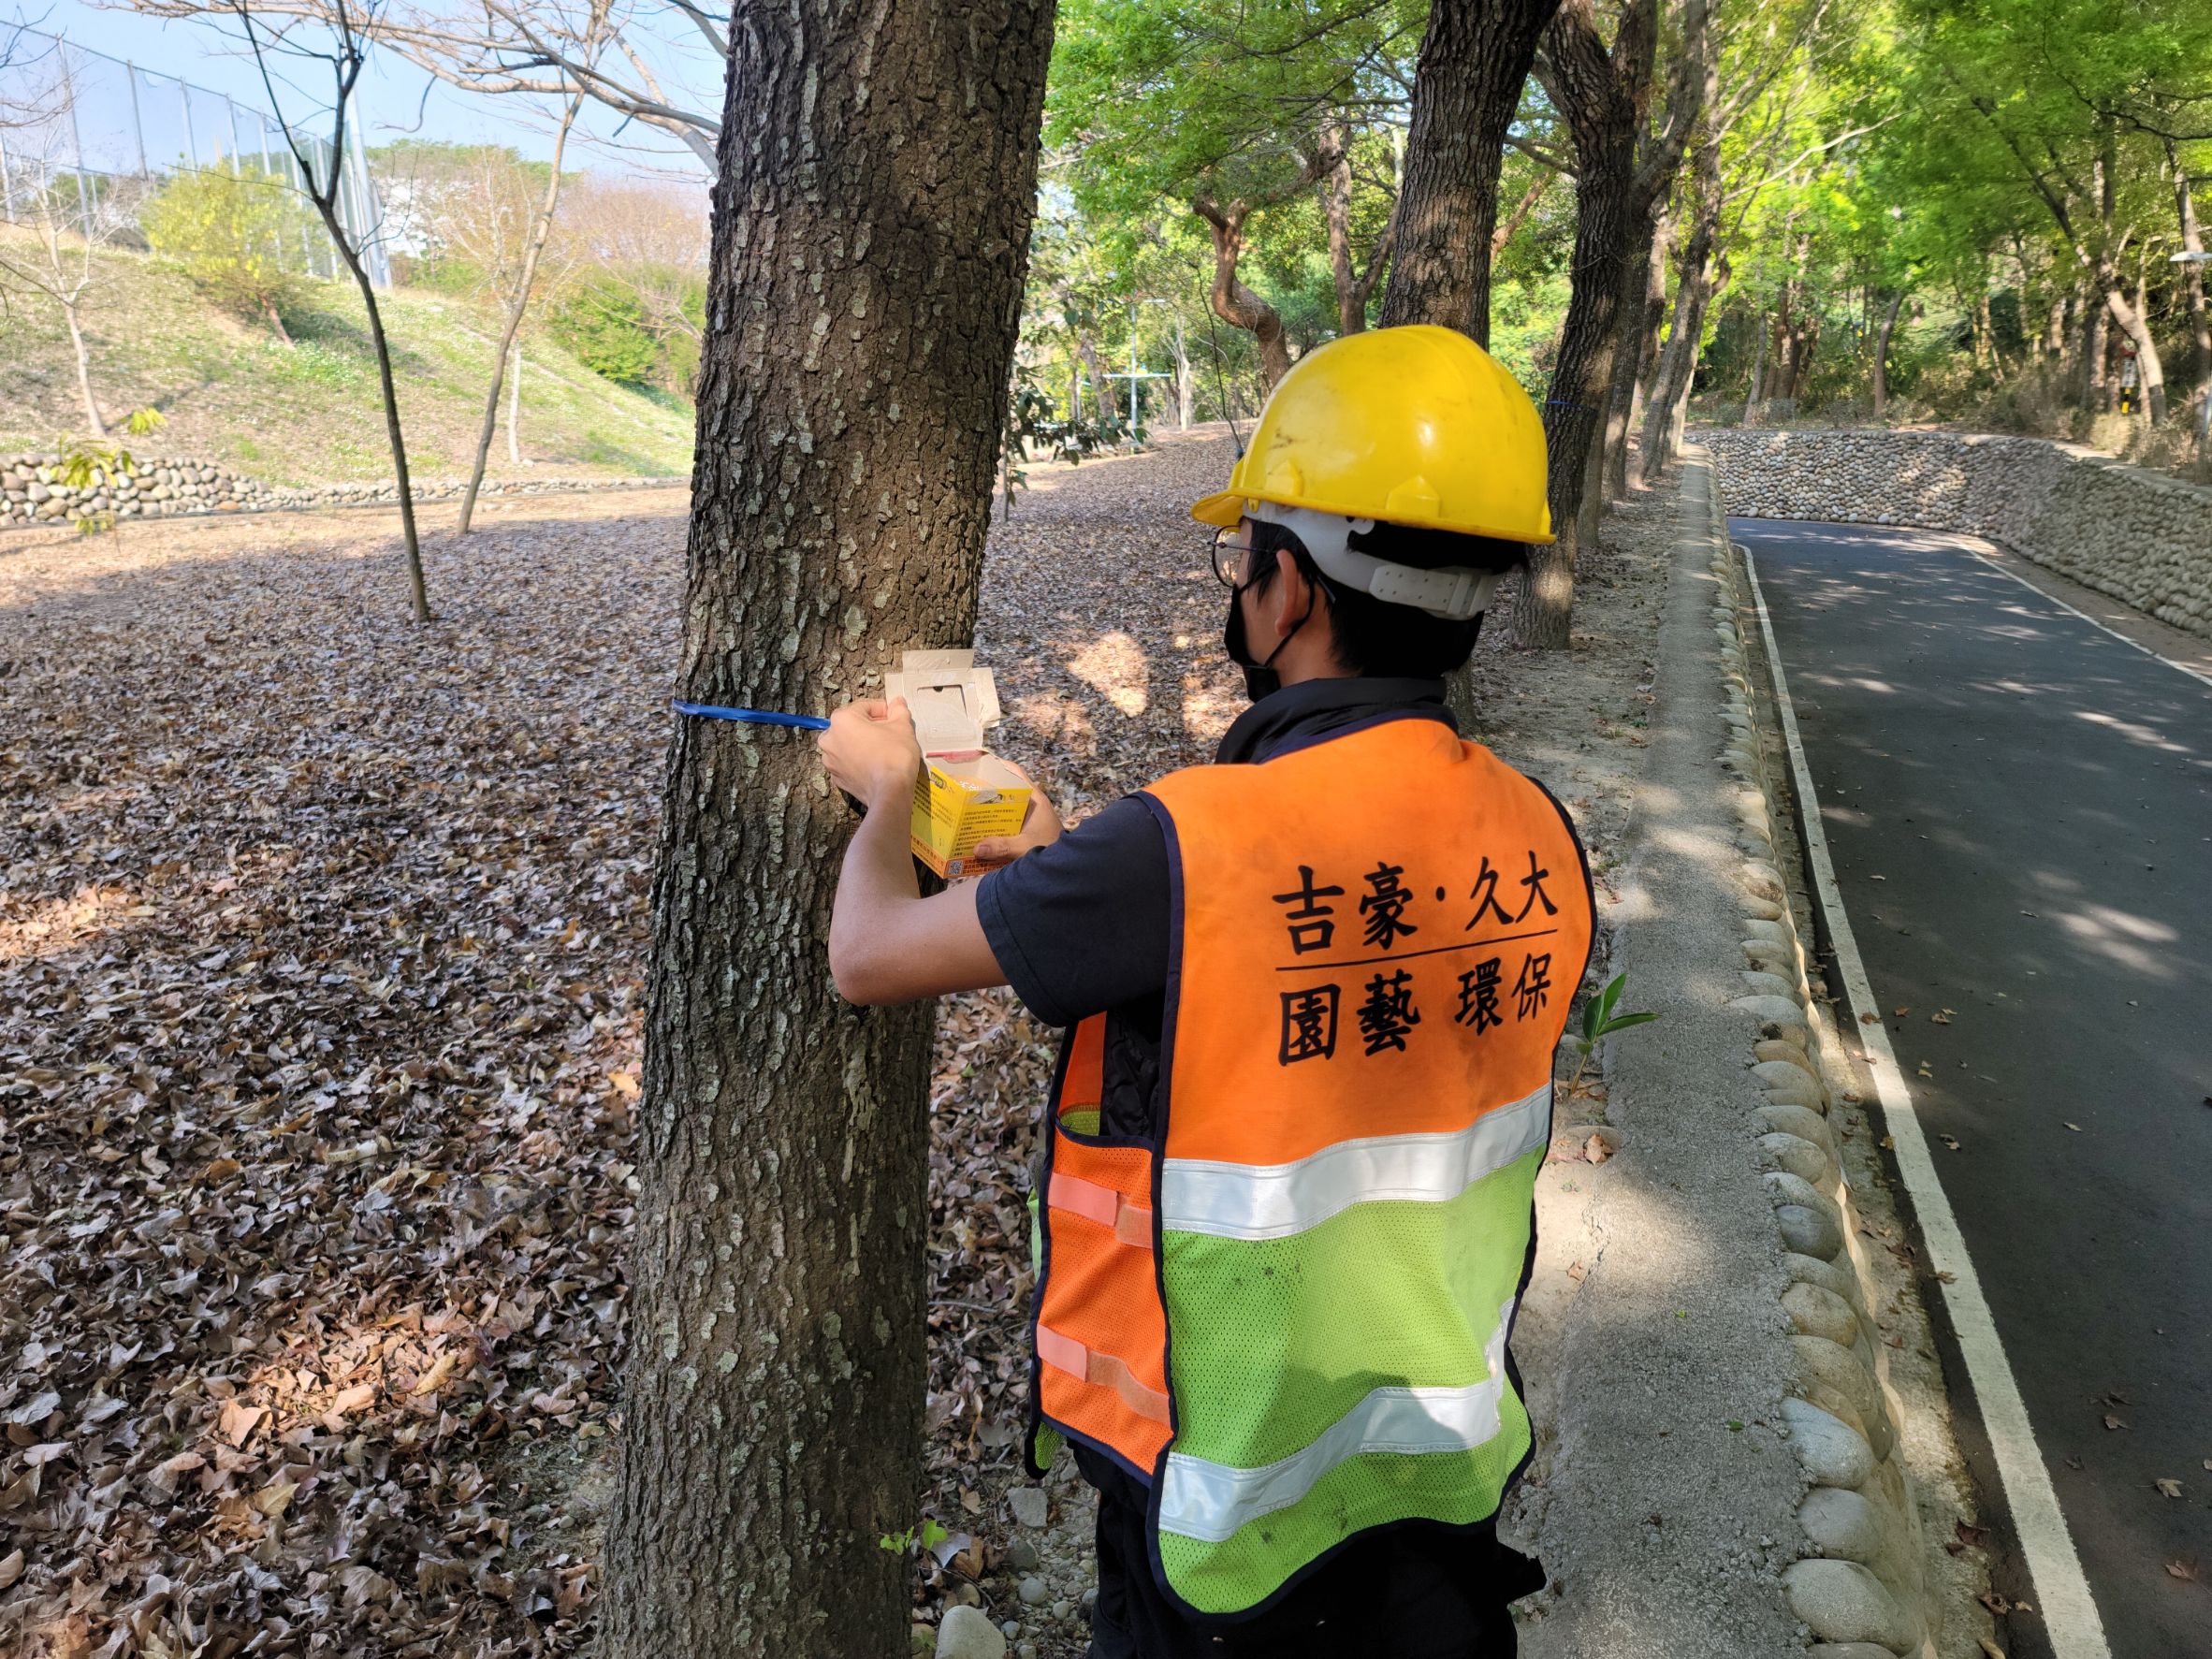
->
[879, 1516, 952, 1557]
[1567, 972, 1659, 1095]
[123, 407, 167, 438]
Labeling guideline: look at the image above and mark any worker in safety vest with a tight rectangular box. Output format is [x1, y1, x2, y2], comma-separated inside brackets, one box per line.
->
[821, 324, 1596, 1657]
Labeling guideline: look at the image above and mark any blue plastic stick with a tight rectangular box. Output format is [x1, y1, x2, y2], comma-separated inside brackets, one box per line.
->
[671, 699, 830, 731]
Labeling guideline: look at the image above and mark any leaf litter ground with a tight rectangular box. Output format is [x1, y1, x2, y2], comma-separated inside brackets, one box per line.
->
[0, 433, 1674, 1658]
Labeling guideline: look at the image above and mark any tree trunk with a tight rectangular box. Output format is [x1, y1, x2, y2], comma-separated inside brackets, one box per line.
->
[1171, 314, 1194, 429]
[1769, 299, 1797, 411]
[2170, 140, 2211, 400]
[1377, 0, 1562, 342]
[61, 298, 106, 439]
[1638, 131, 1720, 484]
[1075, 334, 1121, 424]
[2103, 267, 2166, 425]
[1515, 0, 1653, 651]
[1196, 196, 1292, 387]
[320, 225, 428, 621]
[1636, 264, 1704, 482]
[1323, 126, 1366, 336]
[459, 93, 580, 536]
[1742, 308, 1768, 427]
[1786, 310, 1820, 403]
[507, 344, 523, 465]
[601, 4, 1055, 1655]
[1871, 287, 1904, 420]
[1577, 400, 1607, 551]
[2082, 288, 2107, 413]
[1603, 205, 1670, 501]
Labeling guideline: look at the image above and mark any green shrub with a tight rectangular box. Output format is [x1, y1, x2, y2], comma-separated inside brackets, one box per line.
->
[549, 276, 661, 386]
[140, 164, 313, 340]
[547, 268, 706, 395]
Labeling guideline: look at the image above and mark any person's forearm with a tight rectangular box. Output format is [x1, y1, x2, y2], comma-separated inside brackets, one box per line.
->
[827, 793, 923, 1001]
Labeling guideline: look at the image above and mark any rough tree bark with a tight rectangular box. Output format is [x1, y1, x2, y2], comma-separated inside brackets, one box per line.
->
[600, 2, 1055, 1654]
[1194, 195, 1293, 387]
[1638, 128, 1721, 483]
[1516, 0, 1709, 650]
[1601, 204, 1671, 502]
[458, 90, 581, 535]
[1377, 0, 1563, 340]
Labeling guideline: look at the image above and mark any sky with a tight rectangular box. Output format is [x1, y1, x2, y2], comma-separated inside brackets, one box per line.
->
[7, 0, 721, 181]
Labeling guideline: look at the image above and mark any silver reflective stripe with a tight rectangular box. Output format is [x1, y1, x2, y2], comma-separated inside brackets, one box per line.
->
[1157, 1300, 1516, 1545]
[1157, 1084, 1550, 1241]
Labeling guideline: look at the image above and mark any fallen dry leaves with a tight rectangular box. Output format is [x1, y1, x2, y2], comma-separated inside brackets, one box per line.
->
[3, 496, 671, 1657]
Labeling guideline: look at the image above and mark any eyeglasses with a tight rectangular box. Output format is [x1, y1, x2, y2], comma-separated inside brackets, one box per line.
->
[1210, 530, 1258, 590]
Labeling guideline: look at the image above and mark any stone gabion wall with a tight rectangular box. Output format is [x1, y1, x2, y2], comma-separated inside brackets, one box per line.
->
[3, 455, 277, 523]
[1, 452, 681, 529]
[1704, 429, 2212, 641]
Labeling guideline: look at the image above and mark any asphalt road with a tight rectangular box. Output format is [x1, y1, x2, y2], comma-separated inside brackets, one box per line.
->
[1732, 518, 2212, 1659]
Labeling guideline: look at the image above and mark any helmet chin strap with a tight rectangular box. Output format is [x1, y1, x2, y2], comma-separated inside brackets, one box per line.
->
[1248, 503, 1501, 621]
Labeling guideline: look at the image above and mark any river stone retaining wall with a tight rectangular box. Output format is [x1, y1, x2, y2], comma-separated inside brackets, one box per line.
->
[0, 452, 678, 528]
[1696, 468, 1948, 1658]
[1705, 429, 2212, 642]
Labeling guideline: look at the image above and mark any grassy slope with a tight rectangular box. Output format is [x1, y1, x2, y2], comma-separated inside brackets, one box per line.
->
[0, 226, 694, 488]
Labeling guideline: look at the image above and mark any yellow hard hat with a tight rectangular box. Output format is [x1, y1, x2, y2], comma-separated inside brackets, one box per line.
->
[1190, 324, 1553, 544]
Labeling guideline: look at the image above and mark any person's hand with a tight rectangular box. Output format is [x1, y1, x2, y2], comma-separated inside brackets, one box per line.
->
[819, 698, 924, 814]
[970, 762, 1065, 866]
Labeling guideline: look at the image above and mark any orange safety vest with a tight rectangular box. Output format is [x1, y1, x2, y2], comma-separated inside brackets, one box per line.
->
[1026, 716, 1594, 1619]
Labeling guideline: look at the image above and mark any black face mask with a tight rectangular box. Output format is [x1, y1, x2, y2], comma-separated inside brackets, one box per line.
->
[1223, 575, 1315, 704]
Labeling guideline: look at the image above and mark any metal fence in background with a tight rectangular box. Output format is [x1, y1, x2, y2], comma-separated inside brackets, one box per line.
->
[0, 23, 391, 286]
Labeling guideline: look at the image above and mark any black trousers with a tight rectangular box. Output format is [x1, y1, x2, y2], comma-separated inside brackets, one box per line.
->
[1076, 1446, 1541, 1659]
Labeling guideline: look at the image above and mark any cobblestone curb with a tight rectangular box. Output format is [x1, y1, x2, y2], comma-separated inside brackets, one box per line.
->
[1702, 428, 2212, 642]
[0, 450, 679, 530]
[1697, 459, 1944, 1658]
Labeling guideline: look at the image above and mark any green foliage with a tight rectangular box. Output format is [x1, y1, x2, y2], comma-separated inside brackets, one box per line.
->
[139, 164, 312, 334]
[1048, 0, 1422, 216]
[547, 270, 702, 394]
[56, 436, 136, 490]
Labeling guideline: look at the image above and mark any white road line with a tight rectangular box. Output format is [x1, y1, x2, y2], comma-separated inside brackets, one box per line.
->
[1736, 538, 2113, 1659]
[1957, 544, 2212, 692]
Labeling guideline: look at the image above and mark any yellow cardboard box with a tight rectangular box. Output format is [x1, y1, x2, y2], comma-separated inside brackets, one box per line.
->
[884, 648, 1028, 879]
[910, 754, 1032, 879]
